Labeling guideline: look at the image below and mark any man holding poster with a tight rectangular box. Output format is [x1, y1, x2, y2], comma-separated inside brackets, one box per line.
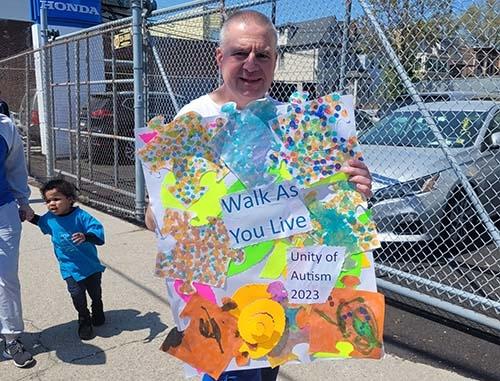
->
[144, 9, 377, 381]
[145, 9, 372, 223]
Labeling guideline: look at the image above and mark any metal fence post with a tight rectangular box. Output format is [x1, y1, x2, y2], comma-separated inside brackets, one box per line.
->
[41, 5, 54, 179]
[24, 54, 31, 170]
[75, 40, 81, 190]
[338, 0, 352, 92]
[66, 43, 74, 173]
[111, 31, 119, 187]
[132, 0, 146, 221]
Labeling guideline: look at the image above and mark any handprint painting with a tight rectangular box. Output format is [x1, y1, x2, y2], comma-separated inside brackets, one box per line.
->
[137, 93, 384, 379]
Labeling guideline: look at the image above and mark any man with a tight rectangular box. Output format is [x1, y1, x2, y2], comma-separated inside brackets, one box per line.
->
[0, 114, 35, 368]
[174, 10, 372, 198]
[146, 10, 373, 381]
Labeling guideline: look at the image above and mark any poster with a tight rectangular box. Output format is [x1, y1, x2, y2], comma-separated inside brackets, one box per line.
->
[137, 93, 384, 379]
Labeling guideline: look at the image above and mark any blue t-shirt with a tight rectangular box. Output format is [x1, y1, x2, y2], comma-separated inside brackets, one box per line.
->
[38, 206, 105, 281]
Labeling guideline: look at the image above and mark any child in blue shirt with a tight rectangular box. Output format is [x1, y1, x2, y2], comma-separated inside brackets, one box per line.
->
[30, 179, 105, 340]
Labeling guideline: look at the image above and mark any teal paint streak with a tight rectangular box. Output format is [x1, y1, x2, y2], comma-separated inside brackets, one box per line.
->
[309, 201, 358, 253]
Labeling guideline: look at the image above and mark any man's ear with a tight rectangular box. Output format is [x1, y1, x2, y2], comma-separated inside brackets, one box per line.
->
[215, 47, 223, 66]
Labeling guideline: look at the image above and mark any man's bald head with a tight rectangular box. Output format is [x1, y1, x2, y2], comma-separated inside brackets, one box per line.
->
[219, 10, 278, 51]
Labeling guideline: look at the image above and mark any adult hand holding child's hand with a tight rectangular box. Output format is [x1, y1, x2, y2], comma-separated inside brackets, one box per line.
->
[19, 204, 35, 222]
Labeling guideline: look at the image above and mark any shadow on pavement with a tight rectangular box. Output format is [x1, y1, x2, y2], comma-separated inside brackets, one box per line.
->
[16, 309, 168, 366]
[93, 309, 168, 343]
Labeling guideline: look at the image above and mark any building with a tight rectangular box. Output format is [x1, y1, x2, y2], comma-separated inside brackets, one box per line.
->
[272, 16, 368, 105]
[415, 38, 500, 80]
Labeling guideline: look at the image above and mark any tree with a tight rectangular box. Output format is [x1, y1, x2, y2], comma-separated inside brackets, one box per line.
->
[355, 0, 455, 101]
[460, 0, 500, 48]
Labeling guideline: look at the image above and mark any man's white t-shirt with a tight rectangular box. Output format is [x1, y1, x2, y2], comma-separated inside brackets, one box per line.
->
[176, 94, 222, 118]
[176, 94, 285, 119]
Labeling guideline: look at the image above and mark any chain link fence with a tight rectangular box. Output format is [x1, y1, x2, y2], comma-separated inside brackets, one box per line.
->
[0, 18, 139, 217]
[146, 0, 499, 332]
[0, 0, 498, 333]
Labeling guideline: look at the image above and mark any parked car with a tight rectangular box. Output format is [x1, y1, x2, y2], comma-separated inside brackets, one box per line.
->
[377, 91, 500, 119]
[80, 92, 178, 165]
[361, 100, 500, 254]
[356, 109, 378, 134]
[16, 90, 41, 147]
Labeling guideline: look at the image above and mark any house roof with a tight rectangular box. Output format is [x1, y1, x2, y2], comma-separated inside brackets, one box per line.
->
[277, 16, 343, 49]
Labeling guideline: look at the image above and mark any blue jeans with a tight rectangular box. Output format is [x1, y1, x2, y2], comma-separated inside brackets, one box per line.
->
[65, 272, 103, 318]
[202, 367, 279, 381]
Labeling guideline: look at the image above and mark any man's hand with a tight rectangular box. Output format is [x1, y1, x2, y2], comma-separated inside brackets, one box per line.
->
[145, 205, 157, 231]
[19, 204, 35, 222]
[72, 232, 86, 245]
[341, 159, 373, 199]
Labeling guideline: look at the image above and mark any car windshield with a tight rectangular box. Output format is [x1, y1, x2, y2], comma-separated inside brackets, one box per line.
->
[360, 110, 487, 147]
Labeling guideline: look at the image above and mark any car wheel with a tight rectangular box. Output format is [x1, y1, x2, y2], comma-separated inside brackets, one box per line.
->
[438, 188, 490, 256]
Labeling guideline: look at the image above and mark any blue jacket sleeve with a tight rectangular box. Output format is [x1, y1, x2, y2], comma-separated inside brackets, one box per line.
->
[80, 210, 105, 245]
[37, 213, 52, 235]
[0, 115, 30, 206]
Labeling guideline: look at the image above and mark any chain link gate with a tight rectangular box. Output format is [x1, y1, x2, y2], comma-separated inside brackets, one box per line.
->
[48, 20, 140, 216]
[0, 0, 498, 334]
[0, 18, 142, 218]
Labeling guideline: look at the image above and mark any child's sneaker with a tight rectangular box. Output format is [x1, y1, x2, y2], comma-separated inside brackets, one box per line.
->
[2, 339, 35, 368]
[91, 303, 105, 326]
[78, 315, 94, 340]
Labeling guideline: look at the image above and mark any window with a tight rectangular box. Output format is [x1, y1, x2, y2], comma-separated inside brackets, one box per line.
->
[360, 110, 487, 148]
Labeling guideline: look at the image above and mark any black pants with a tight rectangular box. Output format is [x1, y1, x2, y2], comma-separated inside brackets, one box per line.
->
[203, 366, 279, 381]
[65, 272, 103, 318]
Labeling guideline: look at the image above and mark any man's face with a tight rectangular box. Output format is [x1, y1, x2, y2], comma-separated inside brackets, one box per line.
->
[216, 20, 277, 108]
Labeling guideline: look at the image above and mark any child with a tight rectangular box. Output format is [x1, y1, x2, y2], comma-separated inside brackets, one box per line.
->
[30, 179, 105, 340]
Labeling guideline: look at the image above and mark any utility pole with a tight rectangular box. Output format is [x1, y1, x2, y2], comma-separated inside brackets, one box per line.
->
[131, 0, 145, 221]
[40, 4, 54, 179]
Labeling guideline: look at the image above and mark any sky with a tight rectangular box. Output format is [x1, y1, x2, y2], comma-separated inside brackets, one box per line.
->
[155, 0, 478, 25]
[155, 0, 358, 23]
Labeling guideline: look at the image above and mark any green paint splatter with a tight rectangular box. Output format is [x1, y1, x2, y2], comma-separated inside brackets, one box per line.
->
[259, 240, 290, 279]
[312, 171, 349, 186]
[268, 160, 293, 183]
[227, 240, 274, 276]
[227, 179, 246, 194]
[313, 341, 354, 358]
[357, 210, 372, 224]
[160, 171, 229, 226]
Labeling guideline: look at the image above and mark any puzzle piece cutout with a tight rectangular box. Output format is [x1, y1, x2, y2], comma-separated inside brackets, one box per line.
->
[166, 156, 229, 207]
[138, 111, 224, 176]
[161, 294, 242, 379]
[296, 288, 384, 358]
[211, 99, 278, 189]
[159, 168, 231, 228]
[268, 93, 363, 187]
[158, 209, 244, 293]
[304, 182, 380, 254]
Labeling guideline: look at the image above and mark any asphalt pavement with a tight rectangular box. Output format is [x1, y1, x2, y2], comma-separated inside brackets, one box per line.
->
[1, 185, 498, 381]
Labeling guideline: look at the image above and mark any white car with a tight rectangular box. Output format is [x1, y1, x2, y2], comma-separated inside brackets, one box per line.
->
[360, 100, 500, 255]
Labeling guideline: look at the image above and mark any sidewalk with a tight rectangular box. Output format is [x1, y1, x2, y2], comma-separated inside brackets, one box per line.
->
[0, 185, 476, 380]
